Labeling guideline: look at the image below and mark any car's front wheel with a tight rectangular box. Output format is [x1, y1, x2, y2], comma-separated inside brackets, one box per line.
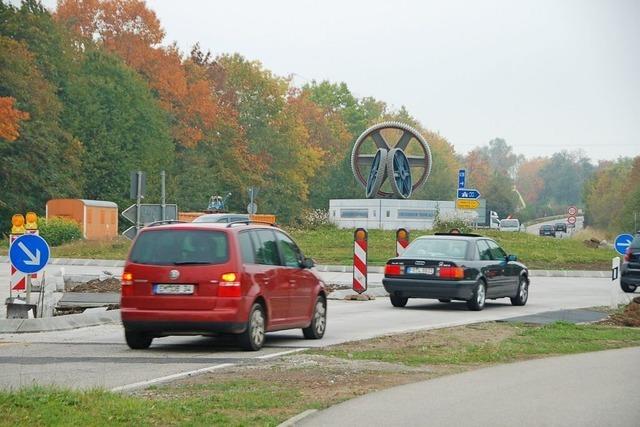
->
[621, 282, 637, 293]
[239, 303, 266, 351]
[390, 295, 408, 307]
[467, 280, 486, 311]
[125, 330, 153, 349]
[303, 296, 327, 339]
[511, 276, 529, 306]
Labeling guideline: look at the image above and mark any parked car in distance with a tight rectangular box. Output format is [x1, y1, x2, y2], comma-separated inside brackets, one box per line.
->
[382, 232, 530, 311]
[193, 213, 250, 223]
[120, 221, 327, 351]
[539, 224, 556, 237]
[554, 223, 567, 233]
[499, 218, 521, 232]
[621, 235, 640, 293]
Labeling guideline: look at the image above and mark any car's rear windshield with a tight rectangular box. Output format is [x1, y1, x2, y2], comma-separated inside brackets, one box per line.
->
[401, 238, 469, 260]
[501, 220, 519, 227]
[542, 225, 554, 230]
[631, 236, 640, 249]
[129, 230, 229, 265]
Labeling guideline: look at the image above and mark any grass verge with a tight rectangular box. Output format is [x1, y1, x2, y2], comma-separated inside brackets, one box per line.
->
[1, 226, 615, 270]
[1, 322, 639, 426]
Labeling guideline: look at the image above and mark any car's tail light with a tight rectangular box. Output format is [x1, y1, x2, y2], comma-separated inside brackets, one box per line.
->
[439, 266, 464, 279]
[218, 272, 241, 297]
[121, 272, 134, 296]
[385, 264, 402, 275]
[625, 248, 631, 262]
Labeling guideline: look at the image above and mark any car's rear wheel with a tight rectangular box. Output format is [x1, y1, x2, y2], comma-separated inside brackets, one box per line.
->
[511, 276, 529, 306]
[467, 280, 486, 311]
[239, 303, 266, 351]
[438, 298, 451, 303]
[390, 295, 408, 307]
[303, 296, 327, 339]
[125, 330, 153, 350]
[621, 282, 637, 293]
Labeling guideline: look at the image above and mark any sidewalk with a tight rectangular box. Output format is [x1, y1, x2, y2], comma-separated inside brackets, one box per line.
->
[297, 347, 640, 427]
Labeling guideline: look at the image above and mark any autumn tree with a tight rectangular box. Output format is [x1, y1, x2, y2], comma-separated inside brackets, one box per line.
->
[0, 97, 29, 142]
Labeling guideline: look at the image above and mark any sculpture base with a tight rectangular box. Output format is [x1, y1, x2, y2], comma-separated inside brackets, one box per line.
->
[328, 199, 486, 230]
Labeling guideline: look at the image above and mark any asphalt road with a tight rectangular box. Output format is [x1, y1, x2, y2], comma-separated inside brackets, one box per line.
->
[526, 216, 584, 236]
[0, 273, 634, 391]
[301, 346, 640, 427]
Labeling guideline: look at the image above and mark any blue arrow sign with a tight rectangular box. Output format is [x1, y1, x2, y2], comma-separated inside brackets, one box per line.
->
[458, 169, 466, 189]
[614, 233, 634, 256]
[9, 234, 50, 274]
[457, 188, 481, 199]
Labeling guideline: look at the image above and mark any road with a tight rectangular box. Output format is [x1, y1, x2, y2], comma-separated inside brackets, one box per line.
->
[0, 272, 634, 391]
[526, 216, 584, 237]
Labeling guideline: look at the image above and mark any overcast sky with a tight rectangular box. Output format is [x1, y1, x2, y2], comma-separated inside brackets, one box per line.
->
[41, 0, 639, 161]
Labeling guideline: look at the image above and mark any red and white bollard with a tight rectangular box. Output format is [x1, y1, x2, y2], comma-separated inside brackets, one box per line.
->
[396, 228, 410, 256]
[353, 228, 368, 294]
[9, 234, 26, 292]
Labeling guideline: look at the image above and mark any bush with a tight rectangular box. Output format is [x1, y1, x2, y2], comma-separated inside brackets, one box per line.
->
[294, 209, 331, 229]
[432, 214, 474, 234]
[38, 217, 83, 246]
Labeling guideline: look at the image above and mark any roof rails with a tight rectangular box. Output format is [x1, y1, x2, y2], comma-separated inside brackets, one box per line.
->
[226, 220, 277, 228]
[146, 220, 186, 227]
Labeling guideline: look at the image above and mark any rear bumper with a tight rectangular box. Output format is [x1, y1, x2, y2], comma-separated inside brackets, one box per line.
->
[622, 263, 640, 285]
[383, 278, 476, 300]
[123, 318, 247, 334]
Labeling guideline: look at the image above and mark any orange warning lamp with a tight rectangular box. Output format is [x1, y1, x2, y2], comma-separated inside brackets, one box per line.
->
[397, 229, 408, 240]
[355, 229, 367, 241]
[11, 214, 26, 235]
[25, 211, 38, 230]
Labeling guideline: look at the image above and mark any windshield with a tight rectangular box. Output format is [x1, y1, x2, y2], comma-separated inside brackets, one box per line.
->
[130, 229, 229, 265]
[401, 238, 469, 260]
[501, 220, 519, 227]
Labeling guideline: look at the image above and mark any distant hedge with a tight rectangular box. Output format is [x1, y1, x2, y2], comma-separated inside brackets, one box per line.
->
[38, 217, 83, 246]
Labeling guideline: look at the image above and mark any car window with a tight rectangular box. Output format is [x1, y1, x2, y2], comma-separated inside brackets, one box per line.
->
[631, 236, 640, 249]
[486, 240, 507, 260]
[275, 231, 302, 268]
[130, 230, 228, 265]
[238, 231, 255, 264]
[402, 238, 469, 260]
[255, 229, 281, 266]
[477, 240, 492, 260]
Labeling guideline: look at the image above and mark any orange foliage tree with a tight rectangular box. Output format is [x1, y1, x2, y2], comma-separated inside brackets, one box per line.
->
[0, 97, 29, 142]
[516, 157, 548, 205]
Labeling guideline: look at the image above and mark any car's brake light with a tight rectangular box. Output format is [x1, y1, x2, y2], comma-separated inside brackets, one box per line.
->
[385, 264, 402, 275]
[439, 266, 464, 279]
[121, 272, 134, 296]
[625, 248, 631, 262]
[218, 272, 241, 297]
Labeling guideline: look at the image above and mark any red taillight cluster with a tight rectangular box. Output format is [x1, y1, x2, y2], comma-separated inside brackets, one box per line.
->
[121, 272, 133, 296]
[625, 248, 631, 262]
[218, 272, 241, 297]
[385, 264, 402, 275]
[438, 266, 465, 279]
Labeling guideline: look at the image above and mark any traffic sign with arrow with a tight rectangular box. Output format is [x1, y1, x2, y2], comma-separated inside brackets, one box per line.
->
[614, 234, 634, 256]
[9, 234, 50, 274]
[457, 188, 481, 199]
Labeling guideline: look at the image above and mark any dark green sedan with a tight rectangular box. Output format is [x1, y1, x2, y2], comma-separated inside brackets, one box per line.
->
[382, 232, 529, 311]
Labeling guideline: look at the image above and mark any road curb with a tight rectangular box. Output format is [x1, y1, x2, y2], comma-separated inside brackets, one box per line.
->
[277, 409, 318, 427]
[0, 309, 120, 334]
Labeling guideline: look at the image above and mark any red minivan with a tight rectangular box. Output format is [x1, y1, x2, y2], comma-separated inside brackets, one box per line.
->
[120, 221, 327, 351]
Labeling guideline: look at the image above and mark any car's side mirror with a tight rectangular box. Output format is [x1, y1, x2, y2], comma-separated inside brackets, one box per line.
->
[301, 257, 315, 269]
[507, 254, 518, 262]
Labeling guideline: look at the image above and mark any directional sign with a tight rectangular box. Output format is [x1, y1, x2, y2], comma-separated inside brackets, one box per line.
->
[458, 169, 466, 189]
[122, 204, 178, 225]
[614, 234, 634, 256]
[9, 234, 50, 274]
[457, 188, 481, 199]
[456, 199, 480, 210]
[568, 206, 578, 216]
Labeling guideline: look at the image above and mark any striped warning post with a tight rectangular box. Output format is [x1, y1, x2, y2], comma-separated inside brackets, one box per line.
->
[353, 228, 368, 294]
[396, 228, 410, 257]
[9, 234, 26, 291]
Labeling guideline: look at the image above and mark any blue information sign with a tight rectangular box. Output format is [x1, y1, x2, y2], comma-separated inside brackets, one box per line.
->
[457, 188, 481, 199]
[458, 169, 466, 189]
[614, 234, 634, 256]
[9, 234, 50, 274]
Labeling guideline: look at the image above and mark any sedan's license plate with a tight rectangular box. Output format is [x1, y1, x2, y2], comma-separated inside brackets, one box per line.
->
[406, 267, 434, 275]
[155, 284, 194, 295]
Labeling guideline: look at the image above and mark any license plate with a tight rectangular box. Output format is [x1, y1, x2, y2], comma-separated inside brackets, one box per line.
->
[154, 284, 194, 295]
[406, 267, 434, 275]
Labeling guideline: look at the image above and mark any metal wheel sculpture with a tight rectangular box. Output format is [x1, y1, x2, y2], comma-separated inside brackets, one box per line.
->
[351, 122, 432, 199]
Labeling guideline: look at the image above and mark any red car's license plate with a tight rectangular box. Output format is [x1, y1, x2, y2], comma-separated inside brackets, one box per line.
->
[154, 284, 194, 295]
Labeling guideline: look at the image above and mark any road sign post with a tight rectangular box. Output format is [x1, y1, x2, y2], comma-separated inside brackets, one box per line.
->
[458, 169, 466, 189]
[614, 234, 634, 256]
[611, 257, 620, 309]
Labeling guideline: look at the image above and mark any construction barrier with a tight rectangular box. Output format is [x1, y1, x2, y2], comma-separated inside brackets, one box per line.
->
[353, 228, 367, 294]
[396, 228, 410, 256]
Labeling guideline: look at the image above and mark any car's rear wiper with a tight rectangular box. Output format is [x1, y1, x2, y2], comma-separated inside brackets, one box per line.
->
[172, 261, 211, 265]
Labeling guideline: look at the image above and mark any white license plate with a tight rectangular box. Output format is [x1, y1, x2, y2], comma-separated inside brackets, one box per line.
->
[406, 267, 434, 275]
[155, 284, 194, 295]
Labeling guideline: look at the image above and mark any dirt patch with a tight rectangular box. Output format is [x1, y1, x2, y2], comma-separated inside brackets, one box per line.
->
[69, 277, 121, 293]
[606, 297, 640, 327]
